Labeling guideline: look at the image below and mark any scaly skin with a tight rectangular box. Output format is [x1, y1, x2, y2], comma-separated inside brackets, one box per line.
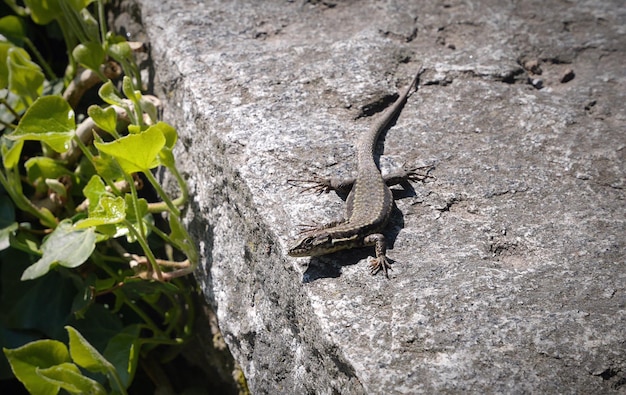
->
[289, 69, 423, 278]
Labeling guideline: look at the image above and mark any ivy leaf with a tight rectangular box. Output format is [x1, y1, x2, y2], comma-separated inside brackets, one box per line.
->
[3, 339, 71, 395]
[22, 0, 62, 24]
[104, 325, 141, 389]
[82, 175, 108, 213]
[67, 0, 94, 12]
[98, 80, 124, 106]
[66, 326, 113, 375]
[124, 195, 148, 224]
[7, 47, 44, 103]
[0, 222, 18, 251]
[37, 362, 107, 395]
[122, 76, 138, 102]
[25, 156, 74, 186]
[88, 105, 118, 135]
[78, 7, 100, 42]
[0, 15, 26, 46]
[21, 220, 96, 280]
[155, 121, 177, 149]
[169, 215, 197, 263]
[120, 195, 151, 243]
[92, 154, 125, 182]
[72, 41, 105, 73]
[107, 40, 132, 63]
[1, 135, 24, 168]
[158, 146, 176, 169]
[6, 96, 75, 153]
[140, 96, 158, 124]
[74, 195, 126, 229]
[25, 156, 74, 196]
[45, 179, 67, 201]
[94, 124, 165, 173]
[0, 42, 13, 88]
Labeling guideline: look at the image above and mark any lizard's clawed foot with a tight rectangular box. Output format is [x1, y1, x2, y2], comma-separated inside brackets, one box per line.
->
[287, 175, 333, 195]
[368, 256, 392, 279]
[406, 165, 435, 183]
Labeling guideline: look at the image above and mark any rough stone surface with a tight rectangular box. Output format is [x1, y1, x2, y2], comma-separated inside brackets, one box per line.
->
[134, 0, 624, 393]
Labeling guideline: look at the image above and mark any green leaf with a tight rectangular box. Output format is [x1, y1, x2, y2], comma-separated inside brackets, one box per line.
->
[71, 274, 95, 319]
[66, 326, 113, 374]
[124, 195, 148, 224]
[104, 325, 141, 389]
[21, 220, 96, 280]
[92, 154, 125, 181]
[22, 0, 62, 25]
[72, 41, 105, 73]
[98, 80, 124, 106]
[1, 136, 23, 168]
[67, 0, 94, 11]
[0, 15, 26, 46]
[140, 96, 158, 124]
[25, 156, 73, 186]
[66, 304, 123, 352]
[106, 40, 132, 64]
[154, 121, 177, 149]
[119, 277, 179, 301]
[74, 195, 126, 229]
[94, 277, 116, 293]
[3, 339, 71, 395]
[168, 215, 197, 262]
[3, 0, 28, 18]
[78, 7, 99, 42]
[94, 124, 165, 173]
[0, 260, 77, 339]
[24, 156, 74, 196]
[121, 76, 138, 102]
[6, 96, 75, 153]
[0, 222, 18, 251]
[7, 47, 44, 103]
[127, 124, 142, 134]
[158, 146, 176, 169]
[37, 362, 107, 395]
[45, 179, 67, 200]
[82, 175, 107, 213]
[88, 105, 118, 135]
[0, 42, 13, 88]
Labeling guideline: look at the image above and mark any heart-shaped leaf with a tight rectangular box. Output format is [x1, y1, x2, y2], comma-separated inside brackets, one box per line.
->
[7, 96, 75, 153]
[21, 220, 96, 280]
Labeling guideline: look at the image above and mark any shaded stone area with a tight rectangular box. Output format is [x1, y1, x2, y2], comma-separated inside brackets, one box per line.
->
[135, 0, 624, 393]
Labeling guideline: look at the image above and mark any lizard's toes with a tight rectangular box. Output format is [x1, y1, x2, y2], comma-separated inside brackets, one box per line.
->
[368, 257, 392, 278]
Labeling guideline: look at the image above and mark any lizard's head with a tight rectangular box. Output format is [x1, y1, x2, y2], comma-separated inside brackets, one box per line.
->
[288, 234, 333, 257]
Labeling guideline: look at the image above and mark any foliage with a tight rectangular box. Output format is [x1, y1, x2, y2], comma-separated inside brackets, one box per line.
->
[4, 326, 125, 394]
[0, 0, 198, 392]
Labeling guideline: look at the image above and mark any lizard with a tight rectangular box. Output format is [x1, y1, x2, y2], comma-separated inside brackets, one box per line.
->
[288, 67, 429, 278]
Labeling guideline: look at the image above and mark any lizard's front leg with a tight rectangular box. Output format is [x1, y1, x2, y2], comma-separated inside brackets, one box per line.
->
[288, 175, 354, 194]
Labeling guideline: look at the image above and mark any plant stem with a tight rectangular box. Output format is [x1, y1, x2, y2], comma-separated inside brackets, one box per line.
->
[143, 170, 180, 217]
[97, 0, 107, 46]
[0, 97, 21, 121]
[123, 219, 163, 281]
[0, 168, 57, 228]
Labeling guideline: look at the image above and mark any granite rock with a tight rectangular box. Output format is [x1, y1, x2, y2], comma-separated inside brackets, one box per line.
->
[134, 0, 625, 393]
